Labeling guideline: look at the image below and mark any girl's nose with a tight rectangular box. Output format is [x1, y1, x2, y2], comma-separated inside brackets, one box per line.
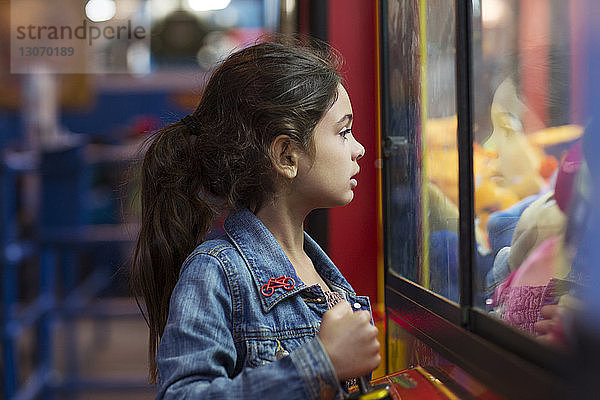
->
[353, 138, 365, 161]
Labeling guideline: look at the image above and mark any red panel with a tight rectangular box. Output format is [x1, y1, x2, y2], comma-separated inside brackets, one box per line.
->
[327, 0, 379, 302]
[569, 0, 587, 125]
[519, 0, 550, 132]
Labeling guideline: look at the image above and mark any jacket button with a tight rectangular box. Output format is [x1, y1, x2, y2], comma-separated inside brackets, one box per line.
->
[353, 302, 362, 309]
[275, 340, 289, 360]
[275, 348, 289, 359]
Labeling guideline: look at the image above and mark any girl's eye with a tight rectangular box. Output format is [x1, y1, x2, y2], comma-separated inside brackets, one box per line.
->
[339, 127, 352, 139]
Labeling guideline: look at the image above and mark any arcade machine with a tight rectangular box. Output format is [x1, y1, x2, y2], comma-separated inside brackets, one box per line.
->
[364, 0, 600, 399]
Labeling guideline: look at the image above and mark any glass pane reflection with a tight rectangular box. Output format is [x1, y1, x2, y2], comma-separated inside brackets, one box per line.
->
[473, 0, 589, 349]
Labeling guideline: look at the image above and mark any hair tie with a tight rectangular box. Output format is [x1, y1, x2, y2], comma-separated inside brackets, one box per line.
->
[181, 115, 201, 135]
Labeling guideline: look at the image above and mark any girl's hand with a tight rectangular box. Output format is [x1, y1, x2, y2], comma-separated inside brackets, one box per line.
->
[318, 301, 381, 381]
[534, 304, 565, 346]
[535, 294, 582, 347]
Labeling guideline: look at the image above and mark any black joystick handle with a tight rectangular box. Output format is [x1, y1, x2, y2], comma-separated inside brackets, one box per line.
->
[357, 376, 372, 394]
[348, 375, 392, 400]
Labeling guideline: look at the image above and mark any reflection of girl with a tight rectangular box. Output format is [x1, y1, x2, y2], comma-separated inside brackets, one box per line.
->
[131, 41, 379, 399]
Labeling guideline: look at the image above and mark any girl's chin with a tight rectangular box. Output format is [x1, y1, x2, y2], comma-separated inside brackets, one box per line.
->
[315, 190, 355, 208]
[340, 191, 355, 206]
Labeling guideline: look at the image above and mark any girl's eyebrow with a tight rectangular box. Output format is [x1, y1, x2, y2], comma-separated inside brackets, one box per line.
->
[337, 114, 353, 124]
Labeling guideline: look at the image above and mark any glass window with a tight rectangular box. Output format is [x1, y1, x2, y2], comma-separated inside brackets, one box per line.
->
[385, 0, 458, 302]
[472, 0, 589, 349]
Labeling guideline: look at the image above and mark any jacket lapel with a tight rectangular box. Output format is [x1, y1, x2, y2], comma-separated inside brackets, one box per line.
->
[225, 208, 305, 312]
[224, 208, 356, 313]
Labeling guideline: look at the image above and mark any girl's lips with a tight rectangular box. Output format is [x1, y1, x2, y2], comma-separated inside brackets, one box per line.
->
[350, 178, 358, 188]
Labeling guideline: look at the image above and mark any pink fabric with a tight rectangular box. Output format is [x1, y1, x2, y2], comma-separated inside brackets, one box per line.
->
[324, 290, 345, 309]
[494, 284, 545, 333]
[511, 235, 562, 287]
[492, 236, 563, 333]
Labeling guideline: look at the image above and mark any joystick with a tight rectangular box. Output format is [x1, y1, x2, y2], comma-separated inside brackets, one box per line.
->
[348, 375, 393, 400]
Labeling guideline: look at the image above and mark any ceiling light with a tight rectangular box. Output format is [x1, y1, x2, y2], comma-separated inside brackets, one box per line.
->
[85, 0, 117, 22]
[187, 0, 232, 12]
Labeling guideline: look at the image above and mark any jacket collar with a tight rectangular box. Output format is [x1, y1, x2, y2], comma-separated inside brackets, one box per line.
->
[224, 207, 354, 312]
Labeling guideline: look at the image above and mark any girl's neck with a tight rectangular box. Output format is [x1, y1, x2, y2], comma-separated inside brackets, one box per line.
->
[255, 201, 308, 259]
[256, 199, 330, 292]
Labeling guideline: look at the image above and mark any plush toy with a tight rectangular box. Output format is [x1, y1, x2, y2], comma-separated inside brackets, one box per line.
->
[424, 116, 460, 206]
[492, 235, 570, 334]
[426, 182, 458, 233]
[424, 117, 507, 207]
[508, 191, 566, 272]
[474, 179, 520, 228]
[425, 147, 459, 206]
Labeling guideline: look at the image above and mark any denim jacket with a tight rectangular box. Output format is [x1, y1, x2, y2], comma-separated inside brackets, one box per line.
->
[156, 208, 371, 399]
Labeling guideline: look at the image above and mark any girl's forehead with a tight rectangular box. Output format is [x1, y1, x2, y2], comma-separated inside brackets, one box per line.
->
[327, 85, 353, 123]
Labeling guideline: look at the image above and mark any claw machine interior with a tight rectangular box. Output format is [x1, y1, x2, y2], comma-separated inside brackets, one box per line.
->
[378, 0, 600, 398]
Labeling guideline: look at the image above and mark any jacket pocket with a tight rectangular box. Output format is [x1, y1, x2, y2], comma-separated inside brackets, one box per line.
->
[244, 335, 310, 368]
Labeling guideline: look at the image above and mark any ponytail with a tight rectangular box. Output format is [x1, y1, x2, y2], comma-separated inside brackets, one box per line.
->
[131, 121, 213, 383]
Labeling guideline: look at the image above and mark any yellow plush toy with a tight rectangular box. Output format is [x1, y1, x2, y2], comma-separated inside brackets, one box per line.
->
[424, 116, 460, 206]
[424, 116, 509, 249]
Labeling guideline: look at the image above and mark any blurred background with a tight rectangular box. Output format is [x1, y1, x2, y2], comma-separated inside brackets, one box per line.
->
[1, 1, 381, 399]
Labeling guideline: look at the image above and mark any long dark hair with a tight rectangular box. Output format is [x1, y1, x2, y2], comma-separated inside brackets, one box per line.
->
[130, 39, 342, 383]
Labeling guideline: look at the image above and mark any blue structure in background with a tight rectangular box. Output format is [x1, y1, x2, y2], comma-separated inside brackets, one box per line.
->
[61, 91, 185, 138]
[1, 152, 56, 400]
[0, 87, 181, 399]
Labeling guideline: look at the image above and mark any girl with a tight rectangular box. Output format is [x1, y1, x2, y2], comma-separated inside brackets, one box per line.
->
[131, 40, 380, 399]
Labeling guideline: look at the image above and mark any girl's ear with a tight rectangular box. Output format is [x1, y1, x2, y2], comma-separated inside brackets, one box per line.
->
[269, 135, 301, 179]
